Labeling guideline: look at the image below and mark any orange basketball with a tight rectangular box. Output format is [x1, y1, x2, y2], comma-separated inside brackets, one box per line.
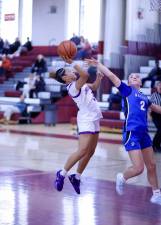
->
[57, 40, 77, 59]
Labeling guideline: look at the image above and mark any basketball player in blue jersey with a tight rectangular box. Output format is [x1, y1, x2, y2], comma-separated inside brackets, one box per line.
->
[51, 59, 103, 194]
[86, 58, 161, 205]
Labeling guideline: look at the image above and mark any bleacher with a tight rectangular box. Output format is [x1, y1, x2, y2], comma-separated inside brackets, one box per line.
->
[120, 41, 161, 58]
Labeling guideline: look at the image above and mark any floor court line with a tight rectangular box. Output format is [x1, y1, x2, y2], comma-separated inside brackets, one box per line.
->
[0, 128, 122, 144]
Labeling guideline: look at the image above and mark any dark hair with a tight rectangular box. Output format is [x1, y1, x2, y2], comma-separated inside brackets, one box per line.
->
[55, 68, 66, 83]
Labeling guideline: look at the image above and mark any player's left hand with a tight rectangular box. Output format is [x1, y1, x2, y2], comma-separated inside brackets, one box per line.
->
[62, 55, 73, 64]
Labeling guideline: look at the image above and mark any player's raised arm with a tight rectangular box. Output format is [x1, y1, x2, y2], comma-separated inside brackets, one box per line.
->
[73, 64, 89, 90]
[62, 56, 89, 90]
[87, 72, 104, 91]
[85, 59, 121, 88]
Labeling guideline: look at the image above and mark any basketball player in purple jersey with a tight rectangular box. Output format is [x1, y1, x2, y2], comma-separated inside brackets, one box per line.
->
[86, 58, 161, 205]
[53, 59, 103, 194]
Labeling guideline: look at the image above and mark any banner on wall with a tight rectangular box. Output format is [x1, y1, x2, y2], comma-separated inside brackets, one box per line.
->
[4, 14, 15, 21]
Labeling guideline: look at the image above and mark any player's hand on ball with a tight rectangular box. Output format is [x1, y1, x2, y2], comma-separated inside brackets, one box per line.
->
[62, 56, 73, 64]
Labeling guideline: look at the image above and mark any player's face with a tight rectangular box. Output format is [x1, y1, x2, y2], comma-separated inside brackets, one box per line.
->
[63, 70, 77, 83]
[128, 73, 142, 87]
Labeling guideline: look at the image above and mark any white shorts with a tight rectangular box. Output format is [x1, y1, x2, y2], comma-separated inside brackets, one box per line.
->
[77, 119, 100, 134]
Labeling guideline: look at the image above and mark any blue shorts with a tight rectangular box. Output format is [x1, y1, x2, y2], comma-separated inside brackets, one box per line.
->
[123, 130, 152, 151]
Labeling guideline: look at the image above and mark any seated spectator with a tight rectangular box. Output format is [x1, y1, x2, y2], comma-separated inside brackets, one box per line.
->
[0, 95, 27, 124]
[1, 54, 12, 79]
[23, 37, 33, 51]
[2, 54, 12, 72]
[0, 37, 4, 54]
[10, 37, 21, 54]
[142, 60, 161, 88]
[3, 39, 10, 55]
[151, 81, 161, 152]
[70, 33, 81, 46]
[31, 54, 48, 75]
[23, 73, 36, 98]
[0, 60, 5, 77]
[14, 37, 33, 57]
[16, 80, 27, 91]
[75, 36, 92, 59]
[29, 74, 46, 98]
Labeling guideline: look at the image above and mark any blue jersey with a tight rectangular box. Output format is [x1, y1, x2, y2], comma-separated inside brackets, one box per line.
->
[118, 82, 151, 132]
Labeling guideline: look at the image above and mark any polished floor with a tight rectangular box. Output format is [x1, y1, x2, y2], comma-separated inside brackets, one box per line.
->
[0, 124, 161, 225]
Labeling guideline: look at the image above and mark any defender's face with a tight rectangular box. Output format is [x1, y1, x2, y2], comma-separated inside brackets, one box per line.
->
[128, 73, 142, 87]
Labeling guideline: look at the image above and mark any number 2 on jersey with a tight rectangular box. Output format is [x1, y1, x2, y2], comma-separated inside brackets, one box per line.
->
[140, 101, 145, 111]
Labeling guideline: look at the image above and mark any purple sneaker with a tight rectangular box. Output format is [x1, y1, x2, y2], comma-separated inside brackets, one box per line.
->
[55, 170, 65, 191]
[68, 174, 80, 194]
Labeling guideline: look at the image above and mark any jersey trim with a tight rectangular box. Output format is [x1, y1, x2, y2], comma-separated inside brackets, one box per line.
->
[124, 131, 131, 145]
[67, 82, 81, 98]
[72, 89, 81, 98]
[124, 97, 129, 130]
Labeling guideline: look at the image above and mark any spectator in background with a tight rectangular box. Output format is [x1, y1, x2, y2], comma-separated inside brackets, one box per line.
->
[23, 73, 36, 98]
[0, 37, 4, 54]
[151, 81, 161, 152]
[23, 37, 33, 51]
[0, 60, 5, 77]
[70, 33, 81, 46]
[13, 37, 33, 57]
[3, 39, 10, 55]
[31, 54, 48, 75]
[10, 37, 21, 54]
[142, 60, 161, 88]
[2, 54, 12, 72]
[29, 74, 46, 98]
[0, 95, 27, 124]
[16, 80, 27, 91]
[75, 36, 92, 60]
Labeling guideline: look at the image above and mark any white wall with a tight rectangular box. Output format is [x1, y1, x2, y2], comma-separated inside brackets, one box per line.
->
[79, 0, 101, 43]
[0, 0, 19, 42]
[32, 0, 67, 45]
[104, 0, 125, 65]
[126, 0, 159, 41]
[66, 0, 80, 40]
[19, 0, 33, 44]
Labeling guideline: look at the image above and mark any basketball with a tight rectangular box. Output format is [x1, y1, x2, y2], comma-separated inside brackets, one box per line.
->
[57, 40, 77, 59]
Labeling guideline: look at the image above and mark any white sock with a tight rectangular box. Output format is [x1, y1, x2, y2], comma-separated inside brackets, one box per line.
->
[153, 189, 161, 196]
[60, 169, 67, 177]
[75, 173, 81, 180]
[120, 173, 126, 183]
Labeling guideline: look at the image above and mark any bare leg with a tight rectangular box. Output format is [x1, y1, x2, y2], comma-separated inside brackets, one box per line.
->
[77, 133, 99, 174]
[123, 150, 144, 180]
[142, 146, 159, 190]
[64, 134, 93, 172]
